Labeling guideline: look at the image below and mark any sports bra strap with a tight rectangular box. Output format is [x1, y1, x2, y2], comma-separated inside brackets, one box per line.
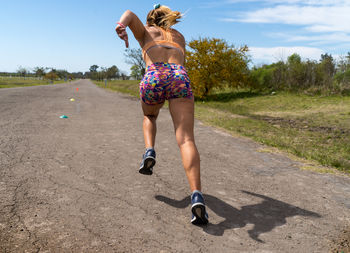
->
[142, 27, 184, 59]
[142, 40, 184, 59]
[160, 28, 173, 42]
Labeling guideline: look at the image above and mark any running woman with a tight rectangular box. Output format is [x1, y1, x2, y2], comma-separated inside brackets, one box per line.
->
[115, 4, 208, 225]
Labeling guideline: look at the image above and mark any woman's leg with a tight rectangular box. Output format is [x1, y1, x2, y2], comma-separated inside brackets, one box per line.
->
[168, 98, 201, 192]
[141, 101, 164, 148]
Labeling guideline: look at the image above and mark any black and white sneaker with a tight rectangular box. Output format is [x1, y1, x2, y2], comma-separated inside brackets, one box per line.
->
[191, 191, 209, 225]
[139, 148, 156, 175]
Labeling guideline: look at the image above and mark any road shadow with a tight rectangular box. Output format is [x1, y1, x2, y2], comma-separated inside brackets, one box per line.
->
[155, 190, 321, 242]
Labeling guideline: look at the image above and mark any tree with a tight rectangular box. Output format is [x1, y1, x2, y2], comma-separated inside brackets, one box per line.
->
[100, 67, 107, 80]
[130, 64, 142, 80]
[337, 52, 350, 73]
[44, 71, 58, 82]
[335, 52, 350, 86]
[317, 53, 336, 87]
[120, 71, 130, 80]
[89, 65, 99, 73]
[88, 65, 99, 80]
[124, 48, 145, 77]
[33, 67, 46, 78]
[106, 65, 120, 79]
[286, 53, 306, 90]
[72, 72, 84, 79]
[56, 69, 68, 79]
[186, 38, 250, 98]
[320, 53, 335, 76]
[17, 66, 28, 79]
[250, 64, 277, 91]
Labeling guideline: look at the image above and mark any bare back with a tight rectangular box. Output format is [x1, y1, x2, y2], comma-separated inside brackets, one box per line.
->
[140, 26, 186, 67]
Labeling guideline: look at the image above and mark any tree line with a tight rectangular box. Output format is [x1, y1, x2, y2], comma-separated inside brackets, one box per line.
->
[2, 38, 349, 97]
[0, 65, 130, 81]
[250, 52, 350, 95]
[85, 65, 126, 80]
[0, 67, 84, 81]
[79, 49, 146, 81]
[185, 38, 350, 98]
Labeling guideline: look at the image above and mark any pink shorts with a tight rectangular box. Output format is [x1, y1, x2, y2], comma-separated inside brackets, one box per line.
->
[140, 62, 193, 105]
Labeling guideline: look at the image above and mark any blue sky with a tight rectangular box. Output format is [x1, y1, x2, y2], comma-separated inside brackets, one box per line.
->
[1, 0, 349, 73]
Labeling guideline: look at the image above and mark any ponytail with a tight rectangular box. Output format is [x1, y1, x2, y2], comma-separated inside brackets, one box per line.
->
[147, 5, 182, 30]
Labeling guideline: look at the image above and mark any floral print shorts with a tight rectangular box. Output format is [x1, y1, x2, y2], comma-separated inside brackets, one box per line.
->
[140, 62, 193, 105]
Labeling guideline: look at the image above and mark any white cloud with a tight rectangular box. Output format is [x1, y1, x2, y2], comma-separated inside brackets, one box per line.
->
[234, 5, 350, 33]
[222, 0, 350, 49]
[226, 0, 347, 6]
[268, 32, 350, 44]
[249, 46, 324, 64]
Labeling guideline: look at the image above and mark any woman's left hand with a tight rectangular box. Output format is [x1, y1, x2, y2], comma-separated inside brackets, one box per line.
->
[115, 24, 129, 48]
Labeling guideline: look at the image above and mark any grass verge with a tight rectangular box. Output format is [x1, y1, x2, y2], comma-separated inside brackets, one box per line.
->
[0, 77, 69, 88]
[94, 79, 140, 97]
[93, 79, 350, 173]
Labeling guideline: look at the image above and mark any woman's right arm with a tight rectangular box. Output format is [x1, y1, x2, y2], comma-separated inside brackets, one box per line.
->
[115, 10, 146, 47]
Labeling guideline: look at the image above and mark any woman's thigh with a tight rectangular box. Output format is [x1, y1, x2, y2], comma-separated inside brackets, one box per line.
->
[141, 100, 164, 117]
[168, 98, 195, 143]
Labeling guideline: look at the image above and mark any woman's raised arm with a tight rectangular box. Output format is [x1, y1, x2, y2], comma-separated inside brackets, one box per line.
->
[115, 10, 146, 48]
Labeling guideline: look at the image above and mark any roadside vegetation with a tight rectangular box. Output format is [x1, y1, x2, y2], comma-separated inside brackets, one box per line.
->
[250, 52, 350, 96]
[94, 79, 139, 97]
[0, 67, 83, 88]
[0, 76, 67, 88]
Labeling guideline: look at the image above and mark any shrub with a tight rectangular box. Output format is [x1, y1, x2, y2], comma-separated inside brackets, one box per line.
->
[186, 38, 250, 98]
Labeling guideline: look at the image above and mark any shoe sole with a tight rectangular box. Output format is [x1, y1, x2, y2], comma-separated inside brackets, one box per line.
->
[191, 203, 208, 225]
[139, 157, 156, 175]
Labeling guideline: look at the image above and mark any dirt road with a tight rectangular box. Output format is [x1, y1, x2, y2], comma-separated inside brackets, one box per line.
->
[1, 79, 349, 252]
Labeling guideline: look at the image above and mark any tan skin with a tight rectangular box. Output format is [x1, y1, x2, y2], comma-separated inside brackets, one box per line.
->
[116, 10, 201, 192]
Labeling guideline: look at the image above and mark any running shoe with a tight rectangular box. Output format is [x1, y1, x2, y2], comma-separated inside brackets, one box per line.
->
[139, 148, 156, 175]
[191, 191, 209, 225]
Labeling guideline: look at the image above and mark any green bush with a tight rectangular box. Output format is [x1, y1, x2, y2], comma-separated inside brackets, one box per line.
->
[250, 52, 350, 95]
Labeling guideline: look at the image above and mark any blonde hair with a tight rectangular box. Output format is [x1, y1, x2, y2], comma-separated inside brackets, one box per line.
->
[147, 5, 182, 30]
